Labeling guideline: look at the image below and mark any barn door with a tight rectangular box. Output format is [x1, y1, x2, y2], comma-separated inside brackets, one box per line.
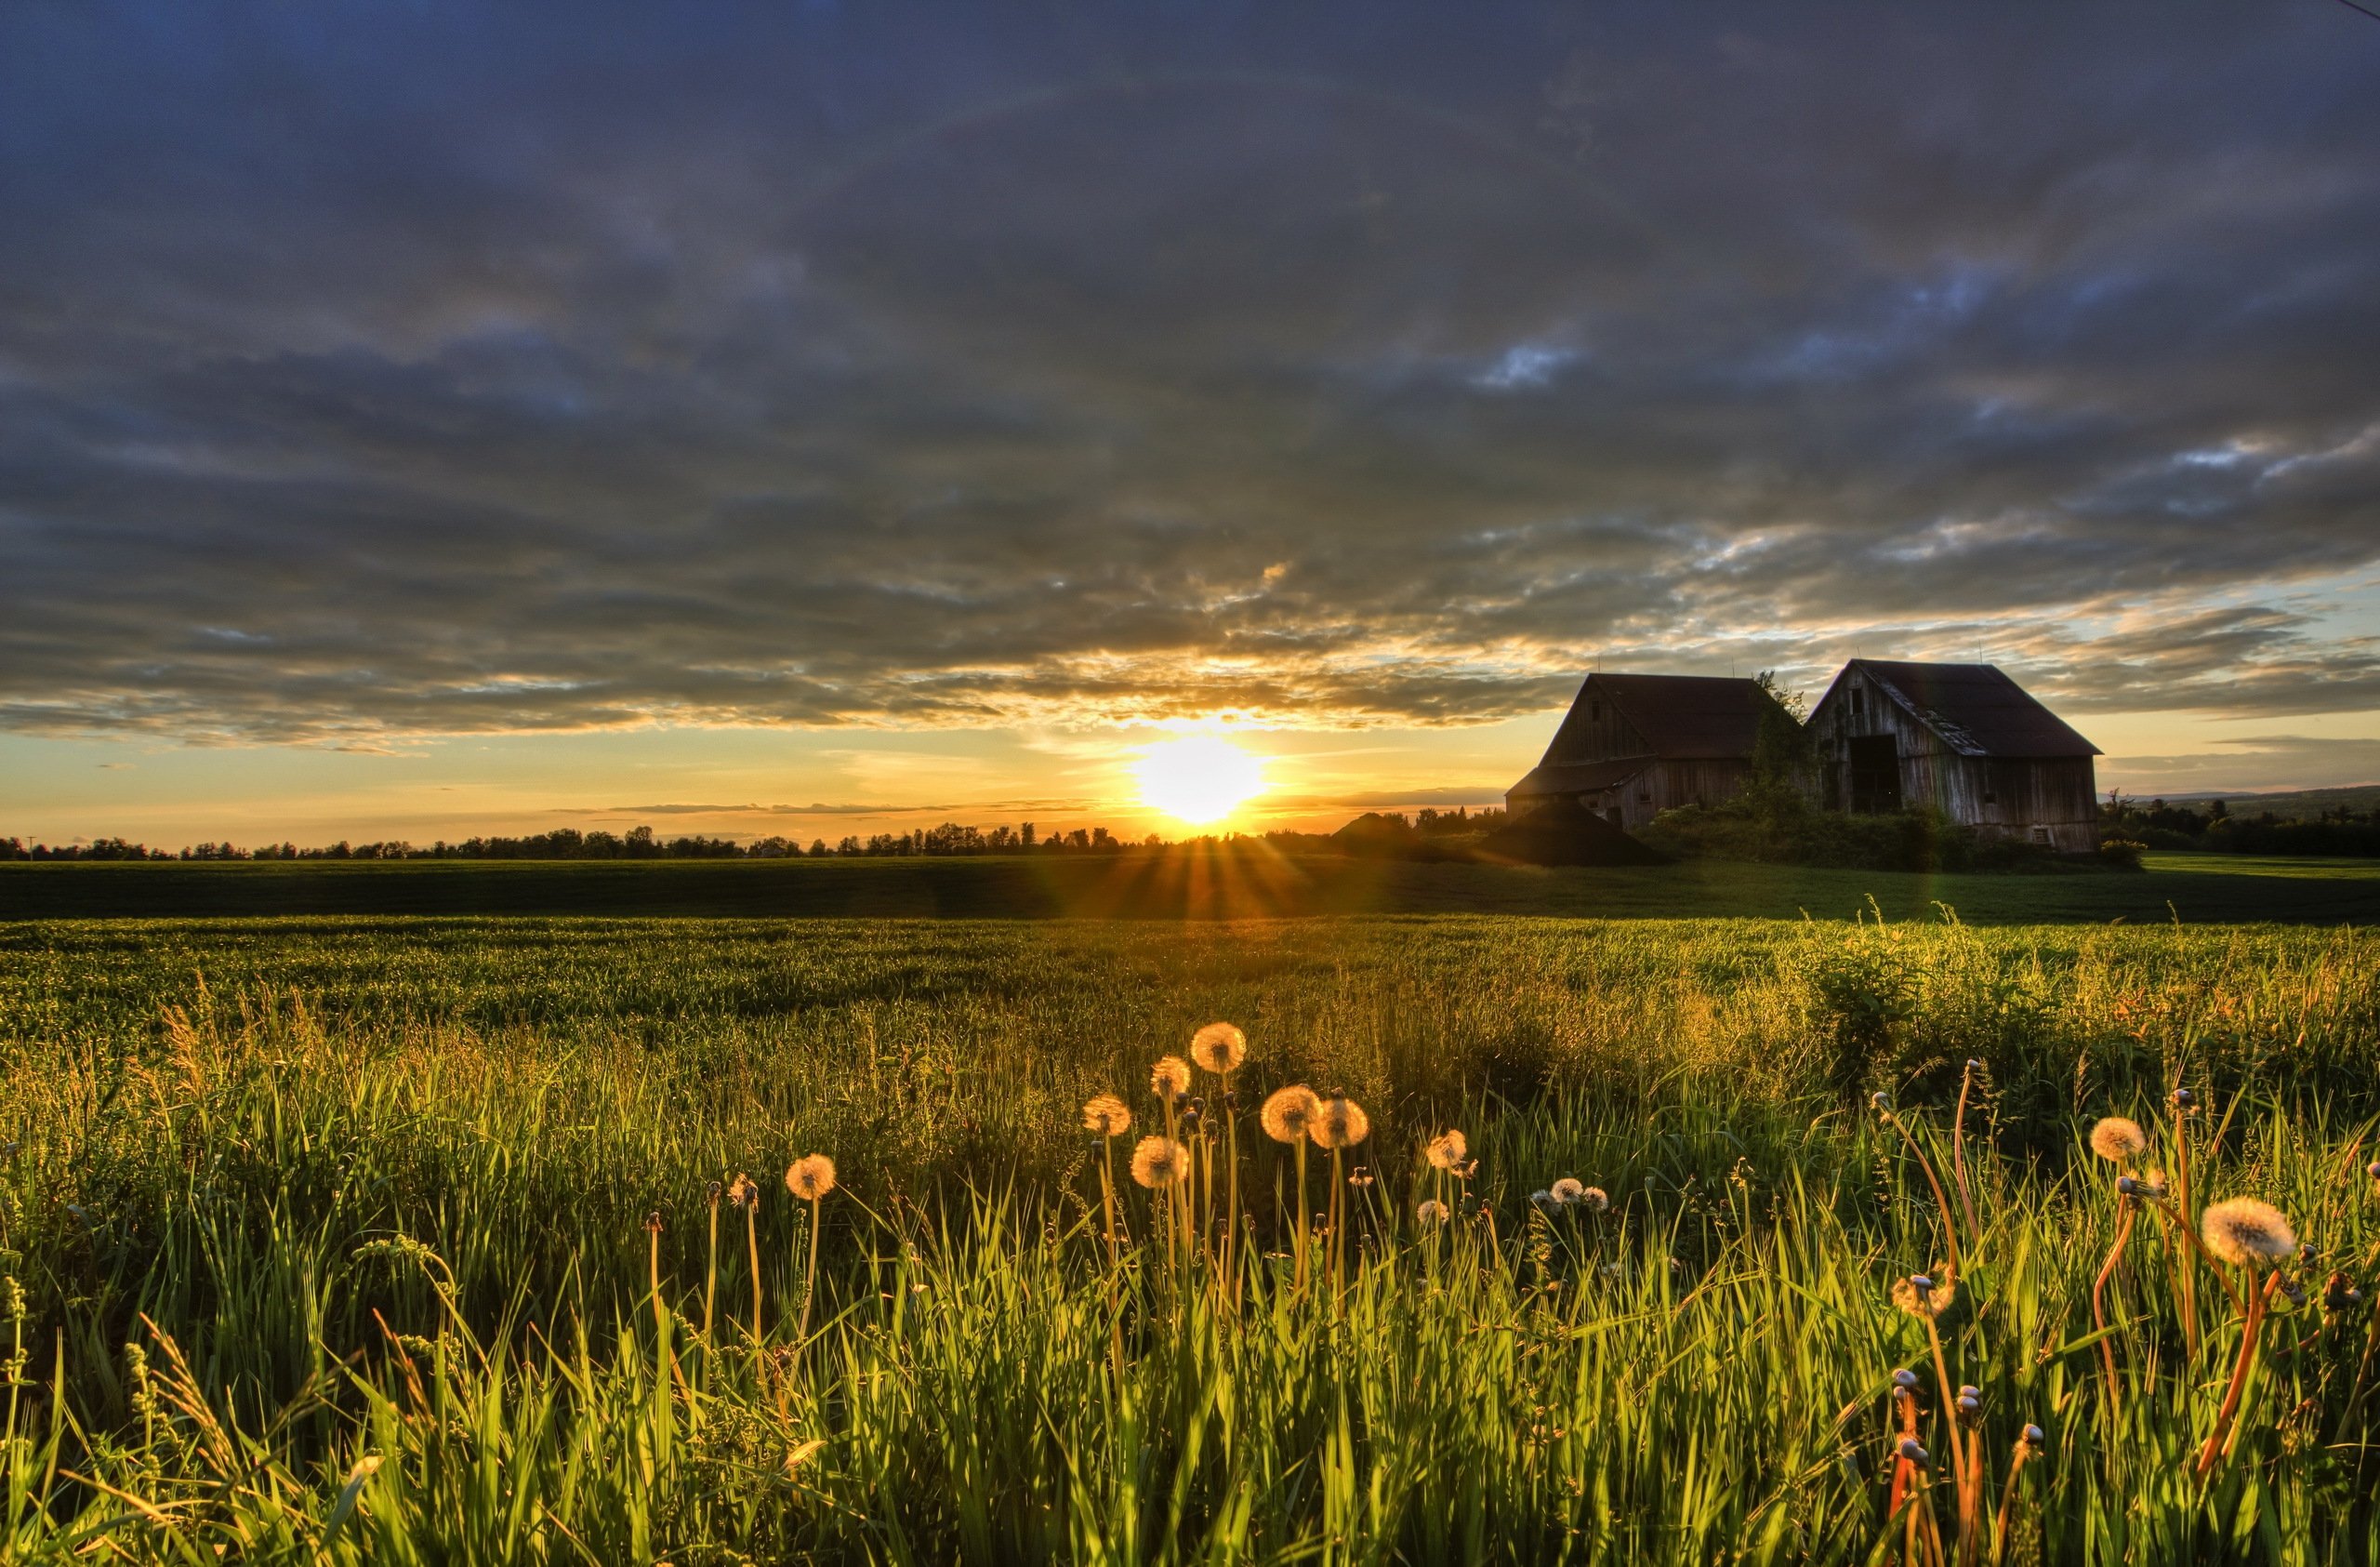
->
[1848, 736, 1902, 813]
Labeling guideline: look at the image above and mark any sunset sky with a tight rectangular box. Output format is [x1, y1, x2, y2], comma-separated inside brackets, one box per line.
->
[5, 2, 2378, 847]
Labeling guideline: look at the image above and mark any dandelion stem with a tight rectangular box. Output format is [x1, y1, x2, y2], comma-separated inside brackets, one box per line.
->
[2193, 1270, 2281, 1480]
[1329, 1146, 1345, 1308]
[1098, 1141, 1121, 1270]
[1989, 1443, 2033, 1567]
[1884, 1109, 1965, 1287]
[2173, 1109, 2195, 1352]
[703, 1185, 721, 1343]
[746, 1201, 764, 1345]
[1950, 1063, 1980, 1242]
[1921, 1316, 1972, 1553]
[2091, 1202, 2136, 1419]
[798, 1195, 823, 1347]
[1294, 1140, 1310, 1295]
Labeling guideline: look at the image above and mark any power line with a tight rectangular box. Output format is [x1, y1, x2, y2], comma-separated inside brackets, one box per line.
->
[2333, 0, 2380, 23]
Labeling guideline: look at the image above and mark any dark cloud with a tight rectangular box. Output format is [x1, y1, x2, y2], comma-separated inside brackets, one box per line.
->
[2, 1, 2376, 744]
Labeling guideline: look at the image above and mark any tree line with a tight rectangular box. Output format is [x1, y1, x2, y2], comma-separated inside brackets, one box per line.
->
[0, 822, 1175, 862]
[2098, 793, 2380, 857]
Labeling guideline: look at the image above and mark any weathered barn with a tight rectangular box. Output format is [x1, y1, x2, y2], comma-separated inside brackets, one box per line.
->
[1805, 659, 2100, 852]
[1505, 672, 1789, 830]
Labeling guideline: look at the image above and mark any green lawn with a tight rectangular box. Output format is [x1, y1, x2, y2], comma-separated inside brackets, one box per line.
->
[3, 847, 2375, 923]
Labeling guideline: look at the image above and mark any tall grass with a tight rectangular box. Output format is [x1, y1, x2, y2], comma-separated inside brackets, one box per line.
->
[4, 912, 2379, 1560]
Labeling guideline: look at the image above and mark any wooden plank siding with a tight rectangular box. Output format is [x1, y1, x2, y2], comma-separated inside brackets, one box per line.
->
[1509, 759, 1759, 831]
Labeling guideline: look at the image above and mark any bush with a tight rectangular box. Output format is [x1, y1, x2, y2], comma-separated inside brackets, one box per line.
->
[2098, 838, 2148, 870]
[1641, 802, 2070, 874]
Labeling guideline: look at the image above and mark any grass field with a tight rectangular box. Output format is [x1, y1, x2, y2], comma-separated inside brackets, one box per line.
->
[7, 910, 2380, 1561]
[3, 847, 2376, 923]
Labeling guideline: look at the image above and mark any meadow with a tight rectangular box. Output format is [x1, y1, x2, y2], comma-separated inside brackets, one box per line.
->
[4, 846, 2378, 923]
[6, 910, 2380, 1562]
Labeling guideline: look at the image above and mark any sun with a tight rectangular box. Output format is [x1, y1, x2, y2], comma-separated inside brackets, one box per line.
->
[1131, 735, 1267, 826]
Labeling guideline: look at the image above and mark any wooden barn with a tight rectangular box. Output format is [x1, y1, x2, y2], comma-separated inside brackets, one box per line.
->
[1805, 659, 2100, 852]
[1505, 672, 1790, 830]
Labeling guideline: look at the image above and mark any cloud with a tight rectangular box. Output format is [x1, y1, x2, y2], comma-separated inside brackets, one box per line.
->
[0, 2, 2375, 746]
[2103, 734, 2380, 794]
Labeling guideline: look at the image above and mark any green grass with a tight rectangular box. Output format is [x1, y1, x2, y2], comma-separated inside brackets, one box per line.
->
[6, 914, 2380, 1561]
[5, 846, 2377, 922]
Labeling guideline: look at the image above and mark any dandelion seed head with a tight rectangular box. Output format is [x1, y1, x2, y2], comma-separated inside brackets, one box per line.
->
[1130, 1135, 1191, 1189]
[1530, 1189, 1554, 1206]
[1309, 1096, 1370, 1149]
[1260, 1085, 1320, 1143]
[2088, 1117, 2149, 1163]
[1891, 1273, 1956, 1321]
[727, 1174, 757, 1208]
[1549, 1177, 1586, 1205]
[1426, 1129, 1468, 1171]
[1416, 1199, 1451, 1225]
[785, 1153, 838, 1202]
[1189, 1022, 1247, 1075]
[2201, 1196, 2296, 1267]
[1151, 1056, 1192, 1098]
[1081, 1094, 1132, 1138]
[1577, 1186, 1609, 1212]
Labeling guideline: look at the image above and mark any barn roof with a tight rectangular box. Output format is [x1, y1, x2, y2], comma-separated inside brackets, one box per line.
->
[1839, 660, 2100, 758]
[1566, 673, 1780, 761]
[1508, 759, 1650, 798]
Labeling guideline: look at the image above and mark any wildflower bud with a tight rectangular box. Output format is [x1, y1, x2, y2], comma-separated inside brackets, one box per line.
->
[2322, 1273, 2361, 1312]
[1910, 1274, 1933, 1295]
[706, 1180, 722, 1204]
[1965, 1058, 1984, 1071]
[1898, 1439, 1930, 1467]
[1871, 1092, 1894, 1113]
[2021, 1424, 2044, 1449]
[2281, 1276, 2307, 1307]
[2367, 1161, 2380, 1182]
[2171, 1087, 2194, 1107]
[645, 1212, 662, 1234]
[1956, 1394, 1981, 1424]
[1893, 1368, 1920, 1390]
[1958, 1384, 1979, 1400]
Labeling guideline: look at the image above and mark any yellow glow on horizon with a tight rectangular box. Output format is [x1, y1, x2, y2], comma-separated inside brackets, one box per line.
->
[1131, 735, 1267, 826]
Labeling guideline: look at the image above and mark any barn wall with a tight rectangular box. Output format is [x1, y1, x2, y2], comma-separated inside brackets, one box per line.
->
[1511, 759, 1756, 829]
[1611, 761, 1754, 829]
